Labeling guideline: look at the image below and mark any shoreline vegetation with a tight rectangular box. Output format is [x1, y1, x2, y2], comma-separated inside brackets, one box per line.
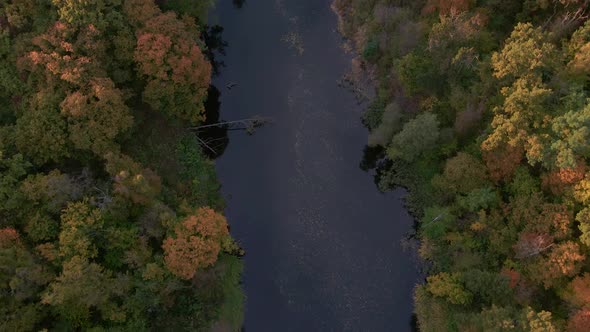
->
[333, 0, 590, 331]
[0, 0, 243, 330]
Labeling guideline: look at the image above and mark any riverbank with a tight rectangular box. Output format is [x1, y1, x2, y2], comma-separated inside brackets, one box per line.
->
[332, 1, 590, 331]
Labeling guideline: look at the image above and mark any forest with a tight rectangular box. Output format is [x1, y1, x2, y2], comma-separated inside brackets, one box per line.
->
[333, 0, 590, 330]
[0, 0, 243, 330]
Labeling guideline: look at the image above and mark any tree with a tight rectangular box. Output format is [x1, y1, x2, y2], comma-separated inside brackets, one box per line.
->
[439, 152, 489, 194]
[105, 153, 161, 205]
[481, 76, 553, 164]
[457, 187, 500, 212]
[566, 273, 590, 307]
[484, 23, 559, 165]
[0, 152, 30, 217]
[395, 51, 441, 96]
[24, 212, 59, 243]
[574, 172, 590, 204]
[163, 207, 230, 280]
[483, 145, 523, 183]
[491, 23, 557, 80]
[549, 103, 590, 169]
[0, 228, 20, 248]
[530, 241, 585, 288]
[20, 170, 83, 214]
[58, 200, 104, 260]
[509, 166, 541, 197]
[462, 270, 513, 305]
[131, 5, 211, 124]
[422, 0, 474, 16]
[541, 160, 586, 195]
[576, 208, 590, 246]
[0, 228, 50, 331]
[523, 307, 558, 332]
[14, 90, 70, 165]
[567, 20, 590, 78]
[420, 206, 454, 241]
[426, 272, 472, 305]
[368, 102, 403, 147]
[51, 0, 109, 27]
[42, 255, 128, 327]
[568, 309, 590, 332]
[0, 0, 241, 329]
[414, 285, 451, 332]
[387, 112, 440, 162]
[60, 78, 133, 156]
[23, 21, 100, 87]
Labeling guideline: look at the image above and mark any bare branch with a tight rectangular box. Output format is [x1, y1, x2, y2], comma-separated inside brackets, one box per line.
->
[196, 136, 218, 155]
[188, 117, 273, 130]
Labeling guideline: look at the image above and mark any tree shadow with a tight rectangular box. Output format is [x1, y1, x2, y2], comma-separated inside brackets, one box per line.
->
[202, 25, 228, 77]
[233, 0, 246, 9]
[360, 145, 399, 190]
[198, 85, 229, 159]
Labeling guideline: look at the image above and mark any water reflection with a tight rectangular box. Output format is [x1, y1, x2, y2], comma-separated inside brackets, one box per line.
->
[360, 144, 398, 190]
[203, 25, 228, 76]
[359, 145, 385, 172]
[199, 85, 229, 159]
[233, 0, 246, 9]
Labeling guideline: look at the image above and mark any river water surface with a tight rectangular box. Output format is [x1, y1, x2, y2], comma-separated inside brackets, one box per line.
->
[209, 1, 420, 330]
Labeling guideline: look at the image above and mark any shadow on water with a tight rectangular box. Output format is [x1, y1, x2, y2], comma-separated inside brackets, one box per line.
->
[203, 25, 228, 77]
[359, 144, 401, 191]
[198, 85, 229, 159]
[359, 145, 385, 172]
[233, 0, 246, 9]
[198, 24, 230, 159]
[411, 314, 418, 332]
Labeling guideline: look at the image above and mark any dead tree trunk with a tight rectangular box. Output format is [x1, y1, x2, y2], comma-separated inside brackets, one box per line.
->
[188, 116, 272, 134]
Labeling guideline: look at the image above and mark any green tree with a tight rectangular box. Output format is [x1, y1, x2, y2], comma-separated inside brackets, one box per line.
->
[58, 200, 104, 260]
[14, 91, 69, 165]
[426, 272, 473, 305]
[439, 152, 489, 194]
[368, 102, 403, 147]
[42, 255, 129, 327]
[549, 102, 590, 169]
[387, 112, 440, 162]
[576, 208, 590, 246]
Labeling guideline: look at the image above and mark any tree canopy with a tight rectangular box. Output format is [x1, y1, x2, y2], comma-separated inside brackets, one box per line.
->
[0, 0, 242, 330]
[335, 0, 590, 329]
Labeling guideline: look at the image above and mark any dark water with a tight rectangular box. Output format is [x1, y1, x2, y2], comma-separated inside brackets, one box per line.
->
[209, 1, 420, 330]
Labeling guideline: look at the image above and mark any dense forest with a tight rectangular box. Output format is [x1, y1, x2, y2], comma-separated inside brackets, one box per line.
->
[333, 0, 590, 330]
[0, 0, 243, 330]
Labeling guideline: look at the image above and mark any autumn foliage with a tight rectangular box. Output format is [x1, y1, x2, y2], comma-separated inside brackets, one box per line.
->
[163, 207, 230, 279]
[568, 310, 590, 332]
[0, 228, 20, 248]
[129, 2, 212, 124]
[568, 274, 590, 307]
[0, 0, 240, 329]
[422, 0, 473, 16]
[483, 145, 523, 183]
[542, 160, 587, 195]
[338, 0, 590, 330]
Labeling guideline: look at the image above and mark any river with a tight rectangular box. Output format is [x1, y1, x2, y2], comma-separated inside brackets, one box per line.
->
[208, 1, 420, 330]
